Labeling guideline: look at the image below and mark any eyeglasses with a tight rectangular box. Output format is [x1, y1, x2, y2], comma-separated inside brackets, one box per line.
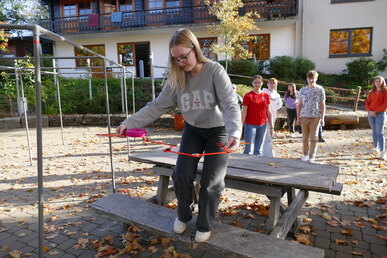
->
[172, 48, 193, 63]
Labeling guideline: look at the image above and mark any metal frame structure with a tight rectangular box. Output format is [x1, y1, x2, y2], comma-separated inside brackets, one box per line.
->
[0, 23, 146, 258]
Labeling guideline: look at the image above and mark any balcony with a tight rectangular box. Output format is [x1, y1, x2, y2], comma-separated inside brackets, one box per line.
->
[39, 1, 298, 35]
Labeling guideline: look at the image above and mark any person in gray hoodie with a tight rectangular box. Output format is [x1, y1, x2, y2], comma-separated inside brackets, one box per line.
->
[116, 28, 242, 243]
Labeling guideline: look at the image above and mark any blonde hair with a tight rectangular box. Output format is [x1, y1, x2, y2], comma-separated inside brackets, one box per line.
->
[306, 70, 319, 79]
[371, 75, 386, 92]
[167, 28, 211, 91]
[269, 77, 278, 90]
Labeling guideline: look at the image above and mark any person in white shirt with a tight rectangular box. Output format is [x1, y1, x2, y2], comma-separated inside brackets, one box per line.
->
[262, 78, 282, 157]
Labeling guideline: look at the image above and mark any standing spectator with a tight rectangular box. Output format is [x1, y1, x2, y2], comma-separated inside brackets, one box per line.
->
[116, 28, 242, 242]
[284, 83, 299, 137]
[297, 70, 326, 163]
[365, 75, 387, 160]
[242, 75, 274, 155]
[262, 78, 282, 157]
[318, 126, 325, 142]
[233, 84, 243, 110]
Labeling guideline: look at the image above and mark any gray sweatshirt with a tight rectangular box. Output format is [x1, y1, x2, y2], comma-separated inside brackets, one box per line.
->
[121, 62, 242, 139]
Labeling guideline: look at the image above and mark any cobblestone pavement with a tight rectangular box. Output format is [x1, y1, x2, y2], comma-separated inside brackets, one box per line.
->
[0, 126, 386, 258]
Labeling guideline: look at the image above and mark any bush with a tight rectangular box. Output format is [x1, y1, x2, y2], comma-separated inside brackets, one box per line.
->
[343, 57, 378, 87]
[268, 56, 295, 80]
[219, 60, 257, 85]
[294, 57, 315, 79]
[265, 56, 315, 81]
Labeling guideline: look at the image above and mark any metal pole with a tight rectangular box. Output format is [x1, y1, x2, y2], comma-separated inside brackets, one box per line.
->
[32, 25, 44, 258]
[53, 59, 65, 145]
[104, 62, 116, 193]
[19, 71, 33, 165]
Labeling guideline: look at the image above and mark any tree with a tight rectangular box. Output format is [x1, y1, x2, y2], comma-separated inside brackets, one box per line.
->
[206, 0, 260, 71]
[0, 0, 48, 36]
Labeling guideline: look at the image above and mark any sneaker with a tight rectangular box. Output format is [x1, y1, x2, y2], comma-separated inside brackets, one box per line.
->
[195, 230, 211, 242]
[373, 147, 380, 153]
[309, 158, 315, 163]
[301, 156, 308, 161]
[380, 152, 386, 160]
[318, 137, 325, 143]
[173, 218, 187, 234]
[290, 133, 295, 138]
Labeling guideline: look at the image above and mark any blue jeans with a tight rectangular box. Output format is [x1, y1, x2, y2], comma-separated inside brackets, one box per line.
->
[243, 123, 267, 155]
[368, 111, 386, 152]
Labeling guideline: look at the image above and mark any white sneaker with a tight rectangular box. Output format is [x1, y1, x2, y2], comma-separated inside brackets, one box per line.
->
[380, 152, 386, 161]
[290, 133, 295, 138]
[301, 156, 308, 161]
[195, 230, 211, 242]
[372, 147, 380, 154]
[309, 158, 315, 163]
[173, 218, 187, 234]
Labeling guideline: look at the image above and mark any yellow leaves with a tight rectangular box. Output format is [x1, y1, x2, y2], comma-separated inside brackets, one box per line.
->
[340, 228, 353, 236]
[295, 233, 311, 245]
[9, 250, 22, 258]
[335, 239, 349, 245]
[45, 232, 58, 240]
[376, 234, 387, 240]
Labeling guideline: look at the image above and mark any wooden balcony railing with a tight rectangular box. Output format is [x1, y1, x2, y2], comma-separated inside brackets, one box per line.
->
[39, 1, 298, 34]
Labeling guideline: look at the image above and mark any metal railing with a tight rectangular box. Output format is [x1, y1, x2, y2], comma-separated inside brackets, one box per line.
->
[39, 1, 298, 34]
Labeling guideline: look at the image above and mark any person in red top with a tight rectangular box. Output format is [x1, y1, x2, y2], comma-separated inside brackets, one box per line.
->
[241, 75, 274, 155]
[365, 75, 387, 160]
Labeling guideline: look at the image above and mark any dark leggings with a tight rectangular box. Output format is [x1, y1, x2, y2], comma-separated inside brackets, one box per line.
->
[172, 123, 229, 232]
[286, 108, 297, 133]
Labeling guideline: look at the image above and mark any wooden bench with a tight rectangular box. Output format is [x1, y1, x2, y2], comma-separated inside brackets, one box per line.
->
[129, 150, 342, 239]
[90, 192, 324, 258]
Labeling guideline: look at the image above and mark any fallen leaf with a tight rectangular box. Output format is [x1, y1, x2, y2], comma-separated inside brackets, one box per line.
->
[341, 228, 353, 236]
[9, 250, 22, 258]
[335, 239, 349, 245]
[295, 233, 311, 245]
[45, 233, 58, 240]
[376, 234, 387, 240]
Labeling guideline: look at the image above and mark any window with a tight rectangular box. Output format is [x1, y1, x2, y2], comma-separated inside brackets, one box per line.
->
[239, 34, 270, 60]
[198, 38, 217, 61]
[75, 45, 105, 67]
[101, 0, 134, 13]
[63, 3, 77, 17]
[103, 0, 118, 13]
[147, 0, 180, 11]
[79, 2, 91, 16]
[148, 0, 163, 10]
[61, 1, 91, 18]
[329, 27, 372, 57]
[119, 0, 134, 11]
[117, 43, 135, 65]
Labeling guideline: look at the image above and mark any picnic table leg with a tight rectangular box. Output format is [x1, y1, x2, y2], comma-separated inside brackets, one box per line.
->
[265, 195, 281, 233]
[287, 187, 299, 235]
[270, 190, 309, 239]
[156, 175, 171, 206]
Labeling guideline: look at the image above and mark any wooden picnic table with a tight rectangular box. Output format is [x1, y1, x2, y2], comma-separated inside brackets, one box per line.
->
[129, 150, 341, 239]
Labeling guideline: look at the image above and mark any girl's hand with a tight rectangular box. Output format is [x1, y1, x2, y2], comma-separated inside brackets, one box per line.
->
[270, 128, 274, 137]
[116, 124, 127, 135]
[224, 136, 240, 152]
